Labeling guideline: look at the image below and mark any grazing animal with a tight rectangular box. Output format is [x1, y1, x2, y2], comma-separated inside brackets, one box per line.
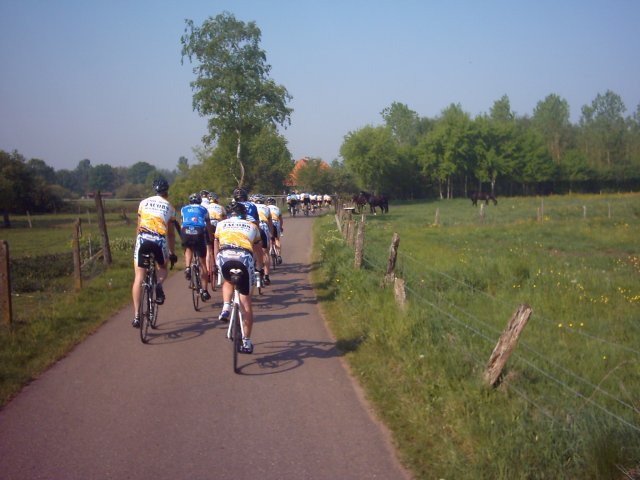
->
[366, 193, 389, 214]
[470, 191, 497, 206]
[352, 192, 368, 213]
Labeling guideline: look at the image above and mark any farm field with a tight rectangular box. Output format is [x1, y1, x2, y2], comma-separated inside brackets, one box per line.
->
[312, 192, 640, 479]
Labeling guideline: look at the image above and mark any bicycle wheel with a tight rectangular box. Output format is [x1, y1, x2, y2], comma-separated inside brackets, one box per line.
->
[139, 282, 151, 343]
[150, 270, 159, 329]
[191, 263, 200, 311]
[271, 251, 277, 269]
[231, 303, 241, 373]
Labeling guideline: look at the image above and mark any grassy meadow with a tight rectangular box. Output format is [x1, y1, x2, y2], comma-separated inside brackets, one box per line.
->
[312, 193, 640, 479]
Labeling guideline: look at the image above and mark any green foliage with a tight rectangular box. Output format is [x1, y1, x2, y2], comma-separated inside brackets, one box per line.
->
[181, 11, 292, 186]
[313, 194, 640, 479]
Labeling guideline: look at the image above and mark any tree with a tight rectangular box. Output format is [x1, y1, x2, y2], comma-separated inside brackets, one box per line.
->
[381, 102, 420, 146]
[89, 164, 116, 192]
[340, 125, 399, 194]
[294, 158, 332, 193]
[580, 90, 626, 168]
[181, 12, 293, 187]
[490, 95, 515, 123]
[533, 94, 571, 164]
[27, 158, 56, 183]
[128, 161, 156, 184]
[0, 150, 33, 227]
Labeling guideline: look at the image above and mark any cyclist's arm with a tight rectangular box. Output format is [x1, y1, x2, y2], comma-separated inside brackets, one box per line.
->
[167, 217, 176, 255]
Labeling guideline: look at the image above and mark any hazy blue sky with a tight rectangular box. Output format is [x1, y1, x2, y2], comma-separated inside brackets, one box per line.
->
[1, 0, 638, 172]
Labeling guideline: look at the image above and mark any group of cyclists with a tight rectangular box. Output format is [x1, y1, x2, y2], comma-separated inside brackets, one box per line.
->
[286, 192, 332, 216]
[132, 180, 284, 355]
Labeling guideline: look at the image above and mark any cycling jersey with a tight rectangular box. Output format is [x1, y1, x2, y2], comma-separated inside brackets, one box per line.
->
[239, 201, 259, 226]
[206, 202, 226, 226]
[215, 218, 260, 254]
[256, 204, 271, 224]
[138, 195, 176, 237]
[181, 204, 209, 228]
[268, 204, 281, 222]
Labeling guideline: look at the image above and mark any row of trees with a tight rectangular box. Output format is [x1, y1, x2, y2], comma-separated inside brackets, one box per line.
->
[341, 92, 640, 199]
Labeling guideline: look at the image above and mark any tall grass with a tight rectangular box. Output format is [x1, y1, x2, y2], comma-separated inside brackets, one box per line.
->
[312, 193, 640, 479]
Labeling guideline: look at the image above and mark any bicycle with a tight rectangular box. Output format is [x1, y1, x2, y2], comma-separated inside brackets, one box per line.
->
[189, 255, 202, 311]
[138, 252, 159, 344]
[269, 241, 280, 270]
[303, 203, 310, 216]
[226, 268, 246, 374]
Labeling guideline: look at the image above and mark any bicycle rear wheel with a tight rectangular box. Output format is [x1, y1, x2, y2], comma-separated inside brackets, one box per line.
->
[191, 264, 200, 311]
[231, 304, 241, 373]
[150, 270, 159, 328]
[139, 283, 152, 343]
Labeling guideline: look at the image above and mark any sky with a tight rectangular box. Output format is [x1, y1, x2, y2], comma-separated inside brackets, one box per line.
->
[1, 0, 639, 172]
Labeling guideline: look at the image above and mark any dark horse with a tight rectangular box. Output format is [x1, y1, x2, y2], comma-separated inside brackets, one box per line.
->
[352, 192, 368, 213]
[366, 193, 389, 214]
[470, 191, 497, 206]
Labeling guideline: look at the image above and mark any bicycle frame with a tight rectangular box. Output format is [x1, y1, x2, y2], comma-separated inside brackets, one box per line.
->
[139, 252, 158, 343]
[226, 271, 246, 373]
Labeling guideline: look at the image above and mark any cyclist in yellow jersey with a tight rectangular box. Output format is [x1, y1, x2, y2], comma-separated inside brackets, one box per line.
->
[214, 200, 260, 354]
[253, 193, 274, 285]
[132, 178, 178, 328]
[267, 197, 283, 264]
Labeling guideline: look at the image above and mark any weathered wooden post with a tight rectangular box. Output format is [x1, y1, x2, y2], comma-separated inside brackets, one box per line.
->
[484, 304, 533, 387]
[583, 205, 587, 219]
[433, 208, 440, 226]
[479, 203, 485, 222]
[394, 277, 407, 310]
[347, 220, 356, 246]
[354, 215, 365, 269]
[73, 218, 82, 291]
[1, 240, 12, 325]
[94, 191, 112, 266]
[26, 211, 33, 228]
[382, 233, 400, 286]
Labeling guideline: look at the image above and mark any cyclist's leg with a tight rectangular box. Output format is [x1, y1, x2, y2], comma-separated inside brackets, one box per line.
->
[132, 265, 145, 318]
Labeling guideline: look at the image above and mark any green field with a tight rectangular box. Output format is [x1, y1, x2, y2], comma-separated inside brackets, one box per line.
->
[312, 193, 640, 479]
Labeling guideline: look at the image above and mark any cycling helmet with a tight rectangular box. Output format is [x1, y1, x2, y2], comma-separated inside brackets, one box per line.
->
[153, 178, 169, 194]
[189, 193, 202, 205]
[199, 189, 209, 198]
[233, 187, 248, 201]
[254, 193, 265, 204]
[210, 192, 219, 201]
[226, 199, 246, 218]
[266, 197, 276, 205]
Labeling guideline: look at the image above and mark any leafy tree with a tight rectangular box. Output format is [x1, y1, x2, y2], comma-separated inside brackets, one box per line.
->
[177, 156, 190, 175]
[0, 150, 33, 226]
[580, 90, 627, 167]
[181, 12, 293, 187]
[128, 161, 156, 184]
[27, 158, 56, 183]
[490, 94, 515, 123]
[533, 94, 572, 164]
[381, 101, 420, 146]
[89, 164, 116, 192]
[294, 158, 332, 193]
[341, 125, 399, 194]
[245, 125, 293, 194]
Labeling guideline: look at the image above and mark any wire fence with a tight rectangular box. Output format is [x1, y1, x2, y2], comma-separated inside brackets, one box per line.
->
[334, 210, 640, 435]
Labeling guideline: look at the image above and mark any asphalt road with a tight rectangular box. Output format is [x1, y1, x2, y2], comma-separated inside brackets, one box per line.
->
[0, 213, 411, 480]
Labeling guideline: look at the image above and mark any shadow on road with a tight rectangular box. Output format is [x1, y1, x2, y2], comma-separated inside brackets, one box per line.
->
[142, 316, 219, 345]
[238, 339, 343, 375]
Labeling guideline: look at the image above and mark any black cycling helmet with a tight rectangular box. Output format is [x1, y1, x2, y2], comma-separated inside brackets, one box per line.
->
[210, 192, 219, 201]
[153, 178, 169, 195]
[254, 193, 265, 204]
[266, 197, 276, 205]
[199, 189, 209, 198]
[226, 199, 246, 218]
[189, 193, 202, 205]
[233, 187, 248, 201]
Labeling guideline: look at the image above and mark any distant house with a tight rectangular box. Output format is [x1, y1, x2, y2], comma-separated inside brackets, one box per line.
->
[285, 157, 330, 190]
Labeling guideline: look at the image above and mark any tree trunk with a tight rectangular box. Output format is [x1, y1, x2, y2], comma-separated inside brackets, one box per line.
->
[2, 211, 10, 228]
[236, 130, 245, 187]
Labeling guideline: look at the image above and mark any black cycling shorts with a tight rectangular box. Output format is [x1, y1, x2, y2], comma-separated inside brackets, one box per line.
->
[180, 226, 207, 258]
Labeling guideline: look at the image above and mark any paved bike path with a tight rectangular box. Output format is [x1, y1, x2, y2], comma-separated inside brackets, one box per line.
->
[0, 215, 411, 480]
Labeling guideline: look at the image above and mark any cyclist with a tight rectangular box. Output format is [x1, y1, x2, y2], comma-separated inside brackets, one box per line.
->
[214, 200, 261, 354]
[180, 193, 213, 301]
[267, 197, 283, 264]
[232, 187, 266, 286]
[286, 192, 298, 216]
[301, 191, 311, 214]
[205, 191, 227, 283]
[132, 178, 178, 328]
[253, 193, 274, 285]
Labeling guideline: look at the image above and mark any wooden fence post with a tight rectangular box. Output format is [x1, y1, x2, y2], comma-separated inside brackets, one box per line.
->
[73, 218, 82, 291]
[394, 277, 406, 310]
[484, 304, 533, 387]
[347, 220, 356, 246]
[1, 240, 12, 325]
[94, 191, 112, 266]
[382, 233, 400, 286]
[354, 215, 365, 269]
[433, 208, 440, 226]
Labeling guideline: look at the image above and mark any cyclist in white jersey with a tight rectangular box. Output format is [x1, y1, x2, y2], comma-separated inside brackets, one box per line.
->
[267, 197, 283, 264]
[205, 192, 227, 283]
[253, 193, 274, 285]
[132, 178, 178, 327]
